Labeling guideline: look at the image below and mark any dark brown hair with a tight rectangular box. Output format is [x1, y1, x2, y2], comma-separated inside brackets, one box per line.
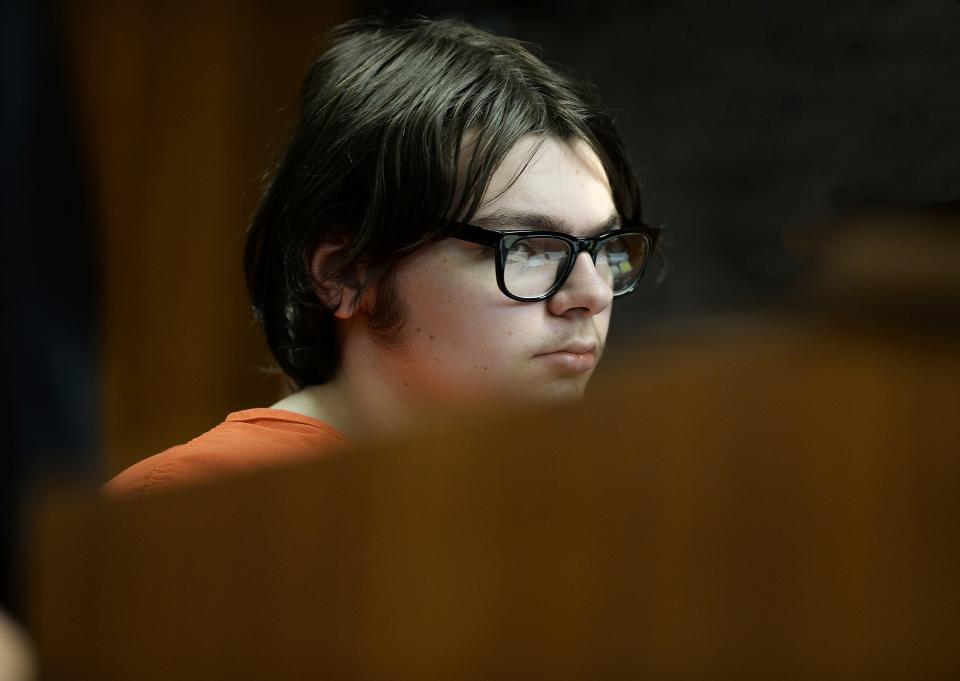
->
[244, 16, 643, 389]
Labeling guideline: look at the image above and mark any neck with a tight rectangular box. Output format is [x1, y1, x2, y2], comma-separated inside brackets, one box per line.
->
[270, 328, 418, 441]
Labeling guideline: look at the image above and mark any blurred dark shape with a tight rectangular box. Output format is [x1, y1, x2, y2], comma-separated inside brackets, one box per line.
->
[787, 200, 960, 323]
[0, 1, 100, 616]
[26, 206, 960, 679]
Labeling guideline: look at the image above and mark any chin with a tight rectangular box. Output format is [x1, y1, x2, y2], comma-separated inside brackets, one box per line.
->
[524, 376, 591, 403]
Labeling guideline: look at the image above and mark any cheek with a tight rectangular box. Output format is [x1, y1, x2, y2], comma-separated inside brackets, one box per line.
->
[596, 307, 612, 343]
[393, 250, 535, 378]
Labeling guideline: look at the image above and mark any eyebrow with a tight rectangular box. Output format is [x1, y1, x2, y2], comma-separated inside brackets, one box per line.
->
[471, 209, 621, 236]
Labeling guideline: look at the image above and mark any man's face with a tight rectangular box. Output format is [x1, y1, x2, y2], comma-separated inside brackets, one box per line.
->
[370, 135, 617, 404]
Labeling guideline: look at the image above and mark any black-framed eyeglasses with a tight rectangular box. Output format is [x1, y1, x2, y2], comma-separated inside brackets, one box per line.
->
[450, 221, 661, 302]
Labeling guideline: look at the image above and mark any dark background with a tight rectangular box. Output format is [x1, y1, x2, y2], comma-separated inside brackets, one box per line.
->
[2, 0, 958, 615]
[376, 0, 960, 353]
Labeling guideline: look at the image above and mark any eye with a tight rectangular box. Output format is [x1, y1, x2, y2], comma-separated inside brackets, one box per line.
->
[510, 240, 536, 258]
[507, 240, 544, 265]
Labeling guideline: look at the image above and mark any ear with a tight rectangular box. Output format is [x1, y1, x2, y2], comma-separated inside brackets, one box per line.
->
[309, 241, 360, 320]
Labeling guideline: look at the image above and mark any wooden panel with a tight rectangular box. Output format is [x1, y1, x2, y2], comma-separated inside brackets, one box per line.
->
[58, 0, 351, 473]
[27, 311, 960, 679]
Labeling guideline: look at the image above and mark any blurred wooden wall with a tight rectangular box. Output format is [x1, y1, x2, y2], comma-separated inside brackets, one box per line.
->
[57, 1, 352, 474]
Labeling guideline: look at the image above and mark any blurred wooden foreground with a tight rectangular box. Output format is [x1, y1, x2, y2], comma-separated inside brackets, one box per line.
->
[28, 210, 960, 679]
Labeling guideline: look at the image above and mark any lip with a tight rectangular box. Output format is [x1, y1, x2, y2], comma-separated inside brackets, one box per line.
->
[537, 340, 598, 356]
[535, 350, 596, 373]
[534, 340, 599, 373]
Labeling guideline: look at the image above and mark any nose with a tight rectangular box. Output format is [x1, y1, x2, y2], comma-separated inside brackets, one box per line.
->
[546, 251, 614, 318]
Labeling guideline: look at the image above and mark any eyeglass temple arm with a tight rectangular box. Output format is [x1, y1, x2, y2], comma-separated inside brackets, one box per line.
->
[450, 223, 502, 247]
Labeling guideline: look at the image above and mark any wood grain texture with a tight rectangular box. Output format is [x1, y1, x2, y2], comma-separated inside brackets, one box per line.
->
[28, 311, 960, 679]
[58, 0, 351, 473]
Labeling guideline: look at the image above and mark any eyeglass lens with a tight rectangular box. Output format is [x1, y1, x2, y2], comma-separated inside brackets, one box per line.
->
[503, 234, 650, 298]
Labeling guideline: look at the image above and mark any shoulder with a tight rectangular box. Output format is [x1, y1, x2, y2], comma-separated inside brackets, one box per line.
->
[102, 409, 347, 499]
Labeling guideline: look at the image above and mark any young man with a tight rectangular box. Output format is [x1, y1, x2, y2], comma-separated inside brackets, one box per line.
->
[105, 17, 658, 497]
